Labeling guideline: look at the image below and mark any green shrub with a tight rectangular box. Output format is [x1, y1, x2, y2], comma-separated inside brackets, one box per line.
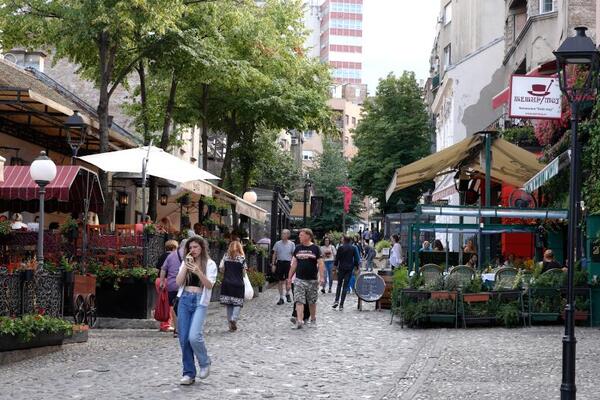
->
[0, 314, 73, 341]
[375, 240, 392, 253]
[496, 302, 520, 328]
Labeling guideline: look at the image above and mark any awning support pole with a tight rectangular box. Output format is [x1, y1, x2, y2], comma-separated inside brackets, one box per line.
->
[484, 131, 492, 266]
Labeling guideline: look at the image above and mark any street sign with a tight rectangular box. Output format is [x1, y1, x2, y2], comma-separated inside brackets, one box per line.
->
[509, 75, 562, 120]
[523, 150, 571, 193]
[355, 272, 386, 302]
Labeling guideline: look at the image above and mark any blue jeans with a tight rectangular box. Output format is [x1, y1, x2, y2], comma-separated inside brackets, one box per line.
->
[226, 305, 241, 321]
[177, 291, 210, 378]
[323, 261, 334, 290]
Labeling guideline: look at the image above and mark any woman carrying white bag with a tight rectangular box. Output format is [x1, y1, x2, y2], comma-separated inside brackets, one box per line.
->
[219, 240, 251, 332]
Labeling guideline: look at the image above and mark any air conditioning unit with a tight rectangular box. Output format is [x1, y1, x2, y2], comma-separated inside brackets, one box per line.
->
[291, 137, 299, 145]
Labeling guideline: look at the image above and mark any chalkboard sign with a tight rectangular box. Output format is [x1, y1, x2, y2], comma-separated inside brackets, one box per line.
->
[355, 273, 386, 302]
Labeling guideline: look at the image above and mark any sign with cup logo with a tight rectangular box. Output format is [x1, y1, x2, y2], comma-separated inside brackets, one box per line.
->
[509, 75, 562, 120]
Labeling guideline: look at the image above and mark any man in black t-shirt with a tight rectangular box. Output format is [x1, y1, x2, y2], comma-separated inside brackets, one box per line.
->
[541, 249, 563, 273]
[287, 228, 324, 329]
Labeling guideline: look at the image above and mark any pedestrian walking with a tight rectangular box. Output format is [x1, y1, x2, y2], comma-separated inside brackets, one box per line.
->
[390, 234, 402, 270]
[332, 236, 360, 310]
[158, 239, 180, 334]
[363, 240, 376, 271]
[175, 237, 217, 385]
[271, 229, 295, 305]
[287, 228, 324, 329]
[320, 237, 336, 293]
[219, 240, 247, 332]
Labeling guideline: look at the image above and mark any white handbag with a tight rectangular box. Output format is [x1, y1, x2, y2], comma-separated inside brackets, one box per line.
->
[243, 273, 254, 300]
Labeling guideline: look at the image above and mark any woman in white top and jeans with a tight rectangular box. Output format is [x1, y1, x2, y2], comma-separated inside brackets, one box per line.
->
[320, 237, 336, 293]
[390, 234, 403, 270]
[176, 237, 218, 386]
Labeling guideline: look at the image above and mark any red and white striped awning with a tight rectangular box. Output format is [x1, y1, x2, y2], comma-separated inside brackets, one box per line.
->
[0, 165, 104, 213]
[492, 61, 557, 109]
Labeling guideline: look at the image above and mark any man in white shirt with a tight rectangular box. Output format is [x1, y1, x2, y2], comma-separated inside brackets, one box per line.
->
[271, 229, 295, 305]
[390, 234, 403, 270]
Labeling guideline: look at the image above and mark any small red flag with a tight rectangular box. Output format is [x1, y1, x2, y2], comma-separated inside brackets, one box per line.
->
[337, 186, 353, 213]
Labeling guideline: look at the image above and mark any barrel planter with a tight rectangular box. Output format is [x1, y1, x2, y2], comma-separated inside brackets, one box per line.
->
[96, 280, 155, 319]
[0, 332, 65, 352]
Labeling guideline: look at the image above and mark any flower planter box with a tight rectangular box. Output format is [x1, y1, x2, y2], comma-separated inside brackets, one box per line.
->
[400, 289, 431, 301]
[96, 280, 155, 319]
[561, 311, 589, 321]
[462, 293, 490, 303]
[0, 332, 65, 352]
[430, 291, 456, 301]
[63, 329, 89, 345]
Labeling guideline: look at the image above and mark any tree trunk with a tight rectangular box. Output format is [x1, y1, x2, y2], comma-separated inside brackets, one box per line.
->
[220, 112, 237, 191]
[137, 61, 158, 221]
[159, 71, 178, 149]
[97, 32, 116, 224]
[201, 83, 209, 171]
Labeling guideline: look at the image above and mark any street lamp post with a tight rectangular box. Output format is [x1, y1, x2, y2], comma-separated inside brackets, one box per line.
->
[554, 26, 600, 400]
[64, 111, 88, 163]
[303, 179, 312, 227]
[29, 151, 57, 270]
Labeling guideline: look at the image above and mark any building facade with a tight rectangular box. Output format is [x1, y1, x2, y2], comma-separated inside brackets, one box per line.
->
[426, 0, 506, 249]
[304, 0, 363, 85]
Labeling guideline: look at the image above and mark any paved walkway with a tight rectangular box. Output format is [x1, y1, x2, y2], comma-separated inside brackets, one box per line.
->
[2, 287, 600, 399]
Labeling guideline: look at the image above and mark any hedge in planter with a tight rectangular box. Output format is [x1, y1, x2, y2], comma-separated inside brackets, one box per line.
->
[0, 314, 72, 351]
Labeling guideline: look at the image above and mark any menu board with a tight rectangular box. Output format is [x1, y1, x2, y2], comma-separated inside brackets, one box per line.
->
[355, 272, 386, 302]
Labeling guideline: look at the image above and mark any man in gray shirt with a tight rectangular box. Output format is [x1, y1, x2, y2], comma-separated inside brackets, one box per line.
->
[272, 229, 295, 305]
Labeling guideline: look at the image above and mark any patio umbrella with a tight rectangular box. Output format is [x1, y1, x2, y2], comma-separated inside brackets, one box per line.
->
[77, 145, 220, 183]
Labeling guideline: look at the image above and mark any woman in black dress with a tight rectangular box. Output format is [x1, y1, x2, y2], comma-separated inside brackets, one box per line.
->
[219, 240, 246, 332]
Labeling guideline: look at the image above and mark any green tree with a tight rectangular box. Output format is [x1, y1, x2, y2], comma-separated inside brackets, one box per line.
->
[0, 0, 184, 221]
[309, 140, 361, 233]
[349, 72, 432, 213]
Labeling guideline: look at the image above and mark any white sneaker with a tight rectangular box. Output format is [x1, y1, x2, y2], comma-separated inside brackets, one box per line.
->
[307, 319, 317, 328]
[199, 366, 210, 379]
[180, 376, 195, 385]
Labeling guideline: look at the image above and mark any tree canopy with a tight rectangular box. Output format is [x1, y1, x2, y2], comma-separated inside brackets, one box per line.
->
[349, 72, 432, 213]
[309, 139, 361, 233]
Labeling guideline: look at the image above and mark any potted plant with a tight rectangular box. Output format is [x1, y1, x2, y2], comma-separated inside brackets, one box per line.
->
[0, 314, 73, 351]
[60, 256, 75, 284]
[64, 324, 89, 344]
[203, 218, 217, 232]
[462, 274, 490, 303]
[247, 270, 266, 296]
[19, 258, 37, 282]
[60, 217, 79, 241]
[176, 193, 191, 206]
[0, 219, 11, 238]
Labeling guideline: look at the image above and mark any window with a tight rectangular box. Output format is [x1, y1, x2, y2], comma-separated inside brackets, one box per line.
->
[345, 114, 350, 125]
[355, 87, 361, 97]
[302, 151, 314, 161]
[329, 18, 363, 30]
[351, 117, 356, 125]
[443, 44, 452, 69]
[540, 0, 554, 13]
[443, 3, 452, 25]
[303, 130, 315, 139]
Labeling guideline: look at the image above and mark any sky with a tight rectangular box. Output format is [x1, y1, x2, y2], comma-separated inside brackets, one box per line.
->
[362, 1, 439, 93]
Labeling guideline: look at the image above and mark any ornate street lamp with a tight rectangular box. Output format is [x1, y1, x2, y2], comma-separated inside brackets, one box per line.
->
[64, 110, 88, 162]
[554, 26, 600, 400]
[242, 190, 258, 204]
[160, 193, 169, 206]
[118, 192, 129, 206]
[29, 151, 57, 270]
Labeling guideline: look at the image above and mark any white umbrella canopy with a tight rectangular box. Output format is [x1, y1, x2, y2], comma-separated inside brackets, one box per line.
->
[78, 146, 220, 183]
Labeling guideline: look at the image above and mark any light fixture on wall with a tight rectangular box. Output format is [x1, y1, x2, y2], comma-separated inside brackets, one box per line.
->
[160, 193, 168, 206]
[243, 190, 257, 204]
[118, 192, 129, 206]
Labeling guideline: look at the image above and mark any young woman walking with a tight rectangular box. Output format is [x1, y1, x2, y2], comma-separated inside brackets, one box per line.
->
[320, 237, 336, 293]
[219, 240, 247, 332]
[176, 237, 218, 385]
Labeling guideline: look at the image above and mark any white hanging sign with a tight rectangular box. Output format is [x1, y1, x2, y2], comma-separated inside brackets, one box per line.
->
[509, 75, 562, 120]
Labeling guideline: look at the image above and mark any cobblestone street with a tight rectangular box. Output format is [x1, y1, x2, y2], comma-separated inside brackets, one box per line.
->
[2, 288, 600, 400]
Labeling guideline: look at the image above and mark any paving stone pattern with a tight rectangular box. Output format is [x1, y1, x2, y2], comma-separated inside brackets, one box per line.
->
[2, 288, 600, 400]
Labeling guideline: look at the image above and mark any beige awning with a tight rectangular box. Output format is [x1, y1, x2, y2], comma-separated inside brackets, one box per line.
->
[181, 180, 213, 197]
[466, 138, 545, 188]
[385, 135, 481, 201]
[386, 134, 545, 201]
[235, 198, 267, 223]
[0, 155, 4, 182]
